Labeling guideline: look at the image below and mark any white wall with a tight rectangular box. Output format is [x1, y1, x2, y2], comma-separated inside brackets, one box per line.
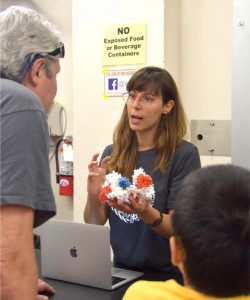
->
[73, 0, 233, 221]
[164, 1, 232, 167]
[73, 0, 165, 222]
[179, 0, 232, 166]
[2, 0, 234, 221]
[232, 0, 250, 170]
[164, 0, 181, 86]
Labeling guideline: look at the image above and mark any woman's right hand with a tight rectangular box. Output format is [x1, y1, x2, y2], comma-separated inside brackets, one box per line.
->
[87, 153, 110, 200]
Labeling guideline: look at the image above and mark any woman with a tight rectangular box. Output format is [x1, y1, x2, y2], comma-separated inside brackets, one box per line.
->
[84, 66, 201, 281]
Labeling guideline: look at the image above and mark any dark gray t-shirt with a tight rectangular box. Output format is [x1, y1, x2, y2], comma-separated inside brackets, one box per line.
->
[101, 141, 201, 272]
[0, 78, 56, 227]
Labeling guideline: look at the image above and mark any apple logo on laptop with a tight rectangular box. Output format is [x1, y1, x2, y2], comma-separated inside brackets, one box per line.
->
[70, 246, 77, 258]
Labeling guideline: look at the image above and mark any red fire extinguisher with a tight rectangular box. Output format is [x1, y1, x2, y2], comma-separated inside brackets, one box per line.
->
[55, 136, 74, 196]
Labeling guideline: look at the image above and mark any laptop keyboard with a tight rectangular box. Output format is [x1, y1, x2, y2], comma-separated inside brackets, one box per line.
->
[112, 276, 126, 285]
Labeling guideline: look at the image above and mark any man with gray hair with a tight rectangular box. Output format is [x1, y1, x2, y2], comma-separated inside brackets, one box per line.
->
[0, 6, 65, 300]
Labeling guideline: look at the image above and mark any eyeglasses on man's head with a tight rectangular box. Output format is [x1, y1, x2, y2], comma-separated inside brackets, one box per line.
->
[47, 42, 65, 58]
[19, 42, 65, 82]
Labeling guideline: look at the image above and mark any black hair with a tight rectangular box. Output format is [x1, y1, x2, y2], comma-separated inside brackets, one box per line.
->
[172, 164, 250, 297]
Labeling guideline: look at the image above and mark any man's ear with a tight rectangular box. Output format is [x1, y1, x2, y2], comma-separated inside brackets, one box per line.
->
[163, 99, 174, 115]
[170, 236, 186, 267]
[27, 58, 46, 85]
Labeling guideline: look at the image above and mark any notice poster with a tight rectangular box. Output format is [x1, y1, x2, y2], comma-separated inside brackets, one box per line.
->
[103, 68, 138, 98]
[103, 23, 146, 66]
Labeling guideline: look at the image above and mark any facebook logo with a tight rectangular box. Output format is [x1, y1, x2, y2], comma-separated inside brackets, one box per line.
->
[108, 78, 118, 90]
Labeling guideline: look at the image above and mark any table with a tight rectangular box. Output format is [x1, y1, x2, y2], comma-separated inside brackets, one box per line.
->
[36, 249, 182, 300]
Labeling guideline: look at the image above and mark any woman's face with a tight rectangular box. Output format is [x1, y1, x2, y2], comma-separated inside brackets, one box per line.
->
[126, 90, 170, 135]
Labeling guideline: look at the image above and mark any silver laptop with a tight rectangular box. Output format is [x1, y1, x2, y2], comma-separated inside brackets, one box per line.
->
[40, 220, 143, 290]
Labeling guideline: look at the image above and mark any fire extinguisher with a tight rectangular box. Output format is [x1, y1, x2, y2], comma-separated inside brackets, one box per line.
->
[55, 136, 74, 196]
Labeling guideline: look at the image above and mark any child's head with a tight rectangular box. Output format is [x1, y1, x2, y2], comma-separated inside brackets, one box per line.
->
[171, 164, 250, 297]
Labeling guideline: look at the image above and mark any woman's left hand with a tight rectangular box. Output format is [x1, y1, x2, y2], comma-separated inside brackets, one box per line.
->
[110, 194, 150, 214]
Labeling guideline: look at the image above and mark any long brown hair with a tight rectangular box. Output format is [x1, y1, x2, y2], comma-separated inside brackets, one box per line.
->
[107, 66, 187, 178]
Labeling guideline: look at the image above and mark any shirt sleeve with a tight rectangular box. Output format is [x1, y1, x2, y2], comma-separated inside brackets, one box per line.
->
[167, 146, 201, 209]
[100, 144, 113, 164]
[0, 109, 56, 227]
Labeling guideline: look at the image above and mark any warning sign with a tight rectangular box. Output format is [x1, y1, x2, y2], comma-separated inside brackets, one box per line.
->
[103, 23, 146, 66]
